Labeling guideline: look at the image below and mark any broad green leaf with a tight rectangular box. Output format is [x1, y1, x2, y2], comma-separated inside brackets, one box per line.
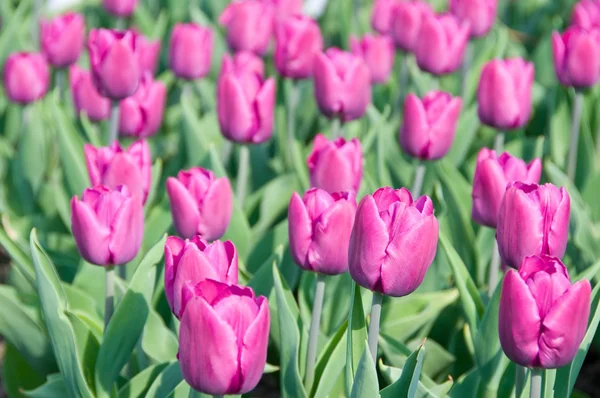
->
[346, 282, 367, 394]
[311, 320, 348, 398]
[141, 309, 179, 363]
[379, 360, 454, 397]
[350, 344, 379, 398]
[145, 361, 184, 398]
[3, 342, 47, 398]
[380, 344, 426, 398]
[0, 226, 35, 287]
[23, 374, 67, 398]
[167, 381, 190, 398]
[118, 362, 169, 398]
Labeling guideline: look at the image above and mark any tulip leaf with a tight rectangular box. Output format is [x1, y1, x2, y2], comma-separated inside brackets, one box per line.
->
[380, 343, 425, 398]
[0, 226, 36, 287]
[23, 374, 68, 398]
[141, 308, 179, 363]
[346, 282, 368, 394]
[379, 355, 454, 397]
[350, 343, 379, 398]
[117, 362, 169, 398]
[145, 361, 184, 398]
[311, 320, 348, 398]
[144, 158, 163, 215]
[30, 229, 94, 398]
[95, 235, 167, 397]
[166, 380, 190, 398]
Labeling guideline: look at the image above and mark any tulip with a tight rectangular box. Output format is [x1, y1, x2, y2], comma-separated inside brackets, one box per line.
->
[499, 255, 591, 368]
[88, 29, 141, 100]
[3, 52, 50, 105]
[350, 34, 394, 84]
[449, 0, 497, 38]
[400, 91, 462, 160]
[390, 0, 433, 52]
[135, 32, 161, 75]
[84, 139, 151, 204]
[40, 12, 85, 68]
[164, 236, 238, 318]
[496, 182, 571, 269]
[69, 65, 111, 122]
[169, 23, 214, 80]
[71, 185, 144, 266]
[572, 0, 600, 29]
[415, 13, 470, 75]
[119, 72, 166, 138]
[372, 0, 398, 35]
[274, 15, 324, 79]
[166, 167, 233, 241]
[477, 58, 534, 130]
[266, 0, 303, 20]
[178, 280, 269, 395]
[217, 54, 276, 144]
[472, 149, 542, 228]
[307, 134, 363, 194]
[349, 187, 439, 297]
[313, 48, 371, 122]
[288, 189, 356, 274]
[102, 0, 138, 17]
[551, 26, 600, 88]
[219, 0, 274, 55]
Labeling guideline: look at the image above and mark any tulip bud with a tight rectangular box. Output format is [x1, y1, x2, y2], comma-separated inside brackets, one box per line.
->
[166, 167, 233, 241]
[313, 48, 372, 122]
[178, 280, 269, 395]
[400, 91, 462, 160]
[219, 0, 274, 55]
[134, 31, 161, 75]
[288, 189, 356, 274]
[415, 13, 470, 75]
[119, 72, 166, 138]
[390, 0, 433, 52]
[349, 187, 439, 297]
[372, 0, 398, 35]
[40, 12, 85, 68]
[449, 0, 497, 38]
[307, 134, 363, 194]
[88, 29, 141, 100]
[71, 185, 144, 266]
[3, 52, 50, 105]
[350, 34, 394, 84]
[572, 0, 600, 29]
[164, 236, 238, 318]
[267, 0, 303, 20]
[169, 23, 214, 80]
[499, 255, 591, 368]
[497, 183, 571, 269]
[552, 27, 600, 88]
[217, 54, 275, 144]
[102, 0, 138, 17]
[69, 65, 111, 122]
[274, 15, 324, 79]
[84, 139, 151, 204]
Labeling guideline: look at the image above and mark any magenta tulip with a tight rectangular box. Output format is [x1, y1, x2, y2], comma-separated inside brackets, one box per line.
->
[166, 167, 233, 241]
[415, 13, 470, 75]
[69, 65, 111, 122]
[307, 134, 363, 194]
[477, 58, 534, 130]
[350, 34, 394, 84]
[499, 255, 591, 368]
[274, 15, 324, 79]
[313, 48, 371, 122]
[71, 185, 144, 266]
[169, 23, 214, 80]
[390, 0, 433, 52]
[119, 72, 166, 138]
[400, 91, 462, 160]
[84, 139, 151, 204]
[219, 0, 274, 55]
[40, 12, 85, 68]
[372, 0, 398, 35]
[349, 187, 439, 297]
[178, 280, 269, 395]
[164, 236, 238, 318]
[135, 32, 161, 75]
[266, 0, 302, 20]
[572, 0, 600, 29]
[3, 52, 50, 105]
[102, 0, 138, 17]
[497, 182, 571, 269]
[552, 26, 600, 88]
[449, 0, 497, 38]
[88, 29, 141, 100]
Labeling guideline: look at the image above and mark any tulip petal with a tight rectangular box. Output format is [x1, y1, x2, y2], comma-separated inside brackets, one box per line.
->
[103, 153, 145, 202]
[428, 97, 461, 159]
[108, 197, 143, 265]
[313, 53, 343, 117]
[253, 78, 276, 143]
[217, 74, 255, 142]
[71, 197, 111, 265]
[547, 188, 570, 259]
[400, 94, 429, 158]
[239, 297, 270, 393]
[288, 192, 312, 269]
[167, 177, 201, 239]
[198, 177, 233, 241]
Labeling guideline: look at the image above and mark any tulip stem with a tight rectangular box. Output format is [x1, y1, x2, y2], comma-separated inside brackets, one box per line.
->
[487, 239, 500, 298]
[108, 102, 120, 145]
[305, 274, 326, 391]
[396, 54, 409, 109]
[332, 118, 343, 138]
[411, 163, 426, 197]
[515, 365, 527, 397]
[56, 69, 66, 102]
[568, 91, 583, 182]
[287, 80, 299, 168]
[494, 131, 505, 153]
[115, 17, 126, 30]
[368, 292, 383, 363]
[461, 43, 472, 98]
[32, 0, 43, 48]
[236, 145, 250, 205]
[530, 368, 543, 398]
[105, 266, 115, 331]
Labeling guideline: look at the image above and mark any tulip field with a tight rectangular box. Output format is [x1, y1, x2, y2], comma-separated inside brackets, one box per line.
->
[3, 0, 600, 396]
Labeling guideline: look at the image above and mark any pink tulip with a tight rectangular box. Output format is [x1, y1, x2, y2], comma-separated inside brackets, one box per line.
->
[84, 139, 151, 204]
[497, 182, 571, 269]
[71, 185, 144, 266]
[288, 189, 356, 274]
[219, 0, 274, 55]
[119, 72, 166, 138]
[415, 13, 470, 75]
[40, 12, 85, 68]
[166, 167, 233, 241]
[349, 187, 439, 297]
[274, 15, 324, 79]
[449, 0, 497, 38]
[372, 0, 398, 34]
[572, 0, 600, 29]
[400, 91, 462, 160]
[164, 236, 238, 318]
[266, 0, 302, 20]
[3, 52, 50, 105]
[102, 0, 138, 17]
[69, 65, 111, 122]
[169, 23, 214, 80]
[134, 32, 161, 75]
[307, 134, 363, 194]
[88, 29, 141, 100]
[178, 280, 269, 395]
[390, 1, 433, 52]
[350, 34, 394, 84]
[472, 148, 542, 228]
[217, 54, 275, 144]
[552, 27, 600, 88]
[499, 255, 591, 368]
[313, 48, 372, 122]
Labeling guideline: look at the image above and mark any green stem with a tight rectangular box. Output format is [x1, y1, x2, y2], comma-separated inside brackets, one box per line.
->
[411, 163, 426, 197]
[304, 274, 326, 391]
[515, 365, 527, 398]
[105, 266, 115, 331]
[461, 43, 472, 98]
[33, 0, 43, 48]
[287, 80, 299, 165]
[376, 117, 385, 185]
[568, 92, 583, 182]
[115, 17, 126, 30]
[530, 368, 543, 398]
[331, 118, 343, 138]
[367, 292, 383, 363]
[118, 264, 126, 281]
[494, 131, 505, 153]
[108, 102, 120, 145]
[236, 145, 250, 205]
[488, 238, 500, 298]
[56, 69, 67, 102]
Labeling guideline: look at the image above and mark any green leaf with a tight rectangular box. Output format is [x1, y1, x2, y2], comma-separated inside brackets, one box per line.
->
[346, 282, 368, 394]
[95, 235, 167, 397]
[23, 374, 67, 398]
[0, 226, 36, 287]
[144, 158, 163, 214]
[118, 362, 169, 398]
[145, 361, 184, 398]
[350, 344, 379, 398]
[380, 343, 426, 398]
[3, 342, 47, 398]
[311, 320, 348, 398]
[141, 309, 179, 363]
